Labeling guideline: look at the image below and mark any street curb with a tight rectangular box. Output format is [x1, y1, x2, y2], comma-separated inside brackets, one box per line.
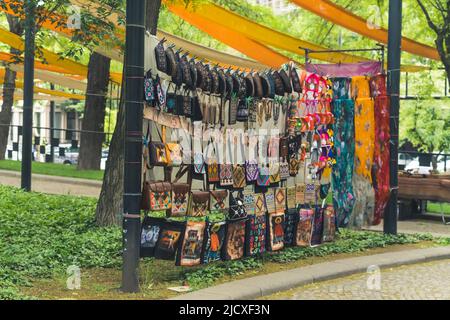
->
[0, 169, 102, 188]
[169, 246, 450, 300]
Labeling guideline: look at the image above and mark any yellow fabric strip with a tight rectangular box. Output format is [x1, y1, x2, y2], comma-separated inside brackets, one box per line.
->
[165, 1, 428, 72]
[290, 0, 439, 61]
[0, 27, 122, 83]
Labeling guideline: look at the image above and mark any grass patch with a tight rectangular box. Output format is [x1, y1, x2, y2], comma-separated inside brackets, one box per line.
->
[0, 160, 103, 181]
[1, 185, 448, 300]
[428, 201, 450, 215]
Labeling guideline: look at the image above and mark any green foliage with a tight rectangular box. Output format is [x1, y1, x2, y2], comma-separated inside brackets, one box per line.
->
[0, 186, 121, 299]
[0, 160, 104, 180]
[400, 98, 450, 153]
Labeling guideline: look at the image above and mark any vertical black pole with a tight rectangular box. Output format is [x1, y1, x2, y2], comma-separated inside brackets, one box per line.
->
[122, 0, 145, 293]
[21, 0, 36, 191]
[384, 0, 402, 235]
[50, 83, 55, 163]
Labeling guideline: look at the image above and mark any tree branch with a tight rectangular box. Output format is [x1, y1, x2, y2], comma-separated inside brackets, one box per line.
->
[417, 0, 440, 34]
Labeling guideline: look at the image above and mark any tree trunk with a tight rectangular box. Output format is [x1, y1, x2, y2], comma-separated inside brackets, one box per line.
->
[77, 52, 111, 170]
[0, 16, 24, 160]
[94, 0, 162, 227]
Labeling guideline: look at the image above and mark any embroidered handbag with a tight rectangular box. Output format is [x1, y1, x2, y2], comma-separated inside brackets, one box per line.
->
[144, 70, 155, 104]
[280, 137, 289, 159]
[272, 70, 285, 96]
[165, 84, 176, 114]
[165, 45, 178, 79]
[144, 181, 172, 211]
[268, 136, 280, 159]
[210, 190, 229, 214]
[311, 207, 324, 246]
[175, 90, 184, 116]
[265, 190, 276, 214]
[269, 161, 281, 184]
[166, 142, 182, 167]
[295, 208, 314, 247]
[236, 98, 249, 122]
[207, 158, 220, 183]
[222, 219, 246, 261]
[171, 183, 190, 217]
[219, 164, 234, 187]
[228, 191, 247, 221]
[254, 193, 267, 216]
[284, 208, 298, 247]
[289, 158, 300, 177]
[296, 184, 306, 205]
[322, 205, 336, 243]
[154, 75, 165, 110]
[267, 212, 285, 251]
[229, 94, 239, 125]
[193, 152, 206, 175]
[180, 54, 193, 90]
[280, 160, 290, 180]
[176, 221, 206, 267]
[183, 90, 192, 117]
[154, 38, 167, 73]
[274, 187, 286, 213]
[257, 164, 270, 187]
[140, 216, 164, 257]
[291, 66, 302, 93]
[279, 68, 292, 94]
[243, 190, 256, 215]
[305, 183, 316, 204]
[287, 186, 297, 209]
[245, 213, 266, 256]
[188, 191, 210, 217]
[202, 221, 227, 264]
[232, 164, 246, 189]
[154, 220, 186, 261]
[245, 159, 259, 183]
[191, 92, 203, 122]
[253, 72, 264, 98]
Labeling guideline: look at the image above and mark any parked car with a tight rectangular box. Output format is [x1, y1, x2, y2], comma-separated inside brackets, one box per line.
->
[405, 156, 450, 174]
[398, 153, 416, 170]
[52, 144, 79, 165]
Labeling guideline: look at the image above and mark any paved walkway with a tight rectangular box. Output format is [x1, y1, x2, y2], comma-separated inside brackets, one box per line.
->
[367, 219, 450, 238]
[266, 259, 450, 300]
[0, 169, 101, 198]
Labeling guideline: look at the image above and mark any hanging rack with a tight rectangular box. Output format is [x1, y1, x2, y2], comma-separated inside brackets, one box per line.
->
[299, 44, 386, 74]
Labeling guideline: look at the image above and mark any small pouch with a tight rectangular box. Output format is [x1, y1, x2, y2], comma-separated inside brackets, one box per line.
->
[165, 83, 177, 114]
[188, 191, 210, 217]
[144, 70, 156, 104]
[254, 193, 267, 215]
[287, 186, 297, 209]
[269, 161, 281, 184]
[171, 182, 190, 217]
[144, 181, 172, 211]
[232, 164, 247, 189]
[296, 184, 306, 205]
[245, 159, 259, 183]
[265, 190, 276, 214]
[280, 159, 290, 180]
[243, 190, 256, 215]
[289, 158, 300, 177]
[154, 38, 167, 73]
[229, 94, 239, 125]
[305, 183, 316, 204]
[274, 187, 286, 214]
[228, 191, 247, 221]
[210, 190, 229, 214]
[257, 164, 270, 187]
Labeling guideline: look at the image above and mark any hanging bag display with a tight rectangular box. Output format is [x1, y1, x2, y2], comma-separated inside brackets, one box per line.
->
[269, 161, 281, 184]
[210, 190, 229, 214]
[254, 193, 267, 216]
[222, 219, 246, 261]
[154, 38, 168, 73]
[206, 138, 220, 183]
[267, 212, 285, 252]
[143, 181, 172, 211]
[243, 189, 256, 215]
[295, 208, 314, 247]
[170, 165, 191, 217]
[245, 212, 267, 256]
[202, 221, 227, 264]
[154, 220, 186, 261]
[274, 187, 286, 214]
[284, 208, 298, 247]
[140, 216, 165, 258]
[232, 136, 247, 189]
[176, 221, 206, 267]
[265, 189, 276, 214]
[188, 191, 210, 217]
[228, 191, 247, 221]
[257, 164, 270, 187]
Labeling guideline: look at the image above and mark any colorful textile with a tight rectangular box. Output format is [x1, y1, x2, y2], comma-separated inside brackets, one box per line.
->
[306, 62, 382, 78]
[331, 96, 355, 227]
[370, 74, 391, 226]
[350, 76, 375, 228]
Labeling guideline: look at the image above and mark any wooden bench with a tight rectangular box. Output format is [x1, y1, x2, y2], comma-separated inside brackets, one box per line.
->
[399, 174, 450, 225]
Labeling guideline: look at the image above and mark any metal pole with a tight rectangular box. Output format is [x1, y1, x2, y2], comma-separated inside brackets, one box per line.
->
[50, 83, 55, 163]
[122, 0, 145, 293]
[405, 72, 409, 98]
[384, 0, 402, 235]
[21, 0, 36, 191]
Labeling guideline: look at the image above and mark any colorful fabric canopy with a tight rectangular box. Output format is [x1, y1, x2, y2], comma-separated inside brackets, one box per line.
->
[289, 0, 439, 61]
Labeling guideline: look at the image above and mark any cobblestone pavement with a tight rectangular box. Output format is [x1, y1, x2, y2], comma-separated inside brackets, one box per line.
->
[367, 219, 450, 238]
[267, 260, 450, 300]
